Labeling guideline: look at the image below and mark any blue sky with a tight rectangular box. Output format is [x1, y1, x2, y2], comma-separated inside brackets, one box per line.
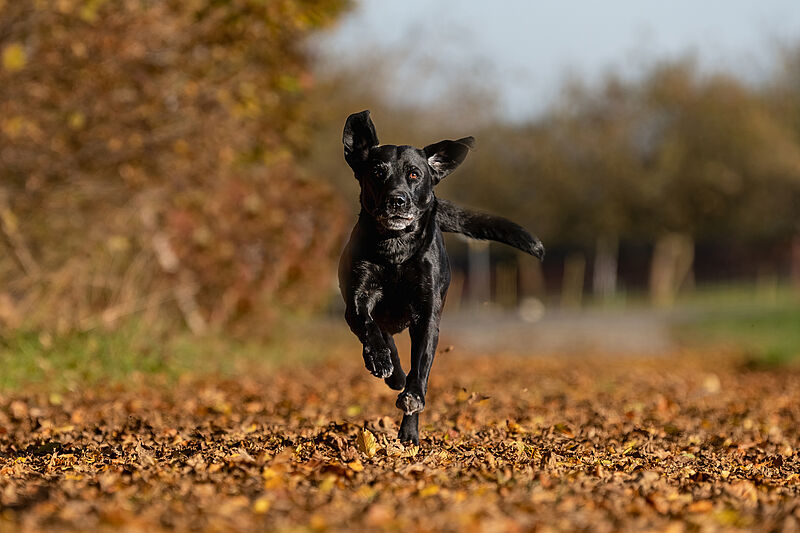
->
[314, 0, 800, 120]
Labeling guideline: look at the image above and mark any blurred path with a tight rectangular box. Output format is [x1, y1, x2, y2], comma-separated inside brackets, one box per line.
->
[319, 306, 676, 357]
[439, 307, 674, 356]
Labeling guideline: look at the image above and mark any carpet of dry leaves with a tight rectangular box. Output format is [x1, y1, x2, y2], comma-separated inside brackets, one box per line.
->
[2, 348, 800, 532]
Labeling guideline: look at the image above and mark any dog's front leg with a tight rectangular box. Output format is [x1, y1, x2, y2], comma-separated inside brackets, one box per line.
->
[382, 331, 406, 391]
[396, 307, 440, 444]
[343, 274, 393, 379]
[398, 412, 419, 444]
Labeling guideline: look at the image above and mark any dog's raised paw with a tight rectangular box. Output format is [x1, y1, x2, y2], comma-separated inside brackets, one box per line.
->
[371, 357, 393, 378]
[362, 343, 393, 378]
[396, 390, 425, 415]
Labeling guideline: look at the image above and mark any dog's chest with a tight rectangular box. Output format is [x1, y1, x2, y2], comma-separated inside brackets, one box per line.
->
[375, 234, 418, 265]
[372, 267, 418, 331]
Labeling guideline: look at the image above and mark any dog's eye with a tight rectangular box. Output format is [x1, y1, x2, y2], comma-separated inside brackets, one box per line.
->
[408, 170, 420, 180]
[373, 168, 385, 179]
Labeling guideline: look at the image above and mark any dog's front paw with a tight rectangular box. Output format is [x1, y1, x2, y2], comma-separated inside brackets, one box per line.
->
[396, 390, 425, 415]
[362, 340, 393, 379]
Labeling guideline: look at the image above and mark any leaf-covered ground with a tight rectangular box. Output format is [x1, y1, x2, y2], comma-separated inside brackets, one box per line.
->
[1, 348, 800, 532]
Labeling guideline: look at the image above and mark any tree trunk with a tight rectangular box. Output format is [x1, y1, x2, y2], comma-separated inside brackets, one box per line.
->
[791, 235, 800, 297]
[649, 232, 694, 308]
[467, 240, 491, 308]
[593, 235, 619, 302]
[561, 252, 586, 309]
[518, 251, 546, 299]
[494, 262, 518, 309]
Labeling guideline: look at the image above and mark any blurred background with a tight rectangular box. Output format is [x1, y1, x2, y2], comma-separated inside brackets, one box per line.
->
[2, 0, 800, 387]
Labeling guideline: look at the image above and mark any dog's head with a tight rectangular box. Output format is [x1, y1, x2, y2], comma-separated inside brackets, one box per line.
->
[343, 110, 474, 231]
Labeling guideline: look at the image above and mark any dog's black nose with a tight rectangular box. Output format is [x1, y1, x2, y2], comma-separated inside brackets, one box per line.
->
[386, 193, 408, 210]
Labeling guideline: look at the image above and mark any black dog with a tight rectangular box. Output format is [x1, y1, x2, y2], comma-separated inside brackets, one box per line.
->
[338, 110, 544, 444]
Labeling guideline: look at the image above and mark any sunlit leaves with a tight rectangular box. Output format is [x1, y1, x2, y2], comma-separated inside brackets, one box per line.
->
[1, 43, 26, 71]
[252, 497, 271, 514]
[1, 350, 799, 530]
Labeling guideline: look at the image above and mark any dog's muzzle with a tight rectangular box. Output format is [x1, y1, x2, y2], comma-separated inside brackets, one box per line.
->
[379, 212, 415, 230]
[378, 192, 415, 230]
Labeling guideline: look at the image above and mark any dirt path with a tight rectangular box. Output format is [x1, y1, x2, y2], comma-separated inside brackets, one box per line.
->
[441, 308, 675, 355]
[1, 350, 799, 532]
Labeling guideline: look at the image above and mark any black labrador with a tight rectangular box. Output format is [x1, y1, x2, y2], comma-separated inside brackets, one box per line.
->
[338, 110, 544, 444]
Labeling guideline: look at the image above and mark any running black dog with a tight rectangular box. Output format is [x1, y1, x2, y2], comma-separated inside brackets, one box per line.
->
[338, 110, 544, 444]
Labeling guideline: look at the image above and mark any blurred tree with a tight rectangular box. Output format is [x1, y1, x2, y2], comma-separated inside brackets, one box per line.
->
[639, 64, 800, 238]
[418, 60, 800, 304]
[638, 63, 800, 303]
[0, 0, 350, 335]
[768, 44, 800, 292]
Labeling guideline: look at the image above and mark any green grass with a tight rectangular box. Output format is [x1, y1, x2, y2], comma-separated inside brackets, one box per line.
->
[673, 292, 800, 366]
[0, 326, 171, 390]
[3, 284, 798, 391]
[581, 281, 800, 366]
[580, 281, 800, 366]
[0, 317, 350, 392]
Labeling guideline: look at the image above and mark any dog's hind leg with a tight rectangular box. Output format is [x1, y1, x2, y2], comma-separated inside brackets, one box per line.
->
[382, 331, 406, 391]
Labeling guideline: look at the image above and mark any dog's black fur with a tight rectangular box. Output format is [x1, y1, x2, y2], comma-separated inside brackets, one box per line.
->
[339, 110, 544, 444]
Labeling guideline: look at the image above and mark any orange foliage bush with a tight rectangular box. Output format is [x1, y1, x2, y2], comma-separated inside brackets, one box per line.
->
[0, 0, 350, 335]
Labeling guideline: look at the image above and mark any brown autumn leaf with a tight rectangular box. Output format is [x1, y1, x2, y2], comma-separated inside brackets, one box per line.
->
[356, 428, 378, 458]
[688, 500, 714, 513]
[347, 459, 364, 472]
[0, 348, 799, 532]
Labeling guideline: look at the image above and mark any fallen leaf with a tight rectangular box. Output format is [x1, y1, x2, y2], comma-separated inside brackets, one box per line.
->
[688, 500, 713, 513]
[252, 498, 271, 514]
[356, 428, 378, 458]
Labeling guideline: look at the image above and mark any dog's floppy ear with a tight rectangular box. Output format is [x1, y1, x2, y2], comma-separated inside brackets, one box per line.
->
[343, 110, 379, 171]
[424, 136, 475, 183]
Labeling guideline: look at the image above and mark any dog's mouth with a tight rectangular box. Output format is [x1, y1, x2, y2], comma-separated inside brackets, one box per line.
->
[378, 213, 415, 230]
